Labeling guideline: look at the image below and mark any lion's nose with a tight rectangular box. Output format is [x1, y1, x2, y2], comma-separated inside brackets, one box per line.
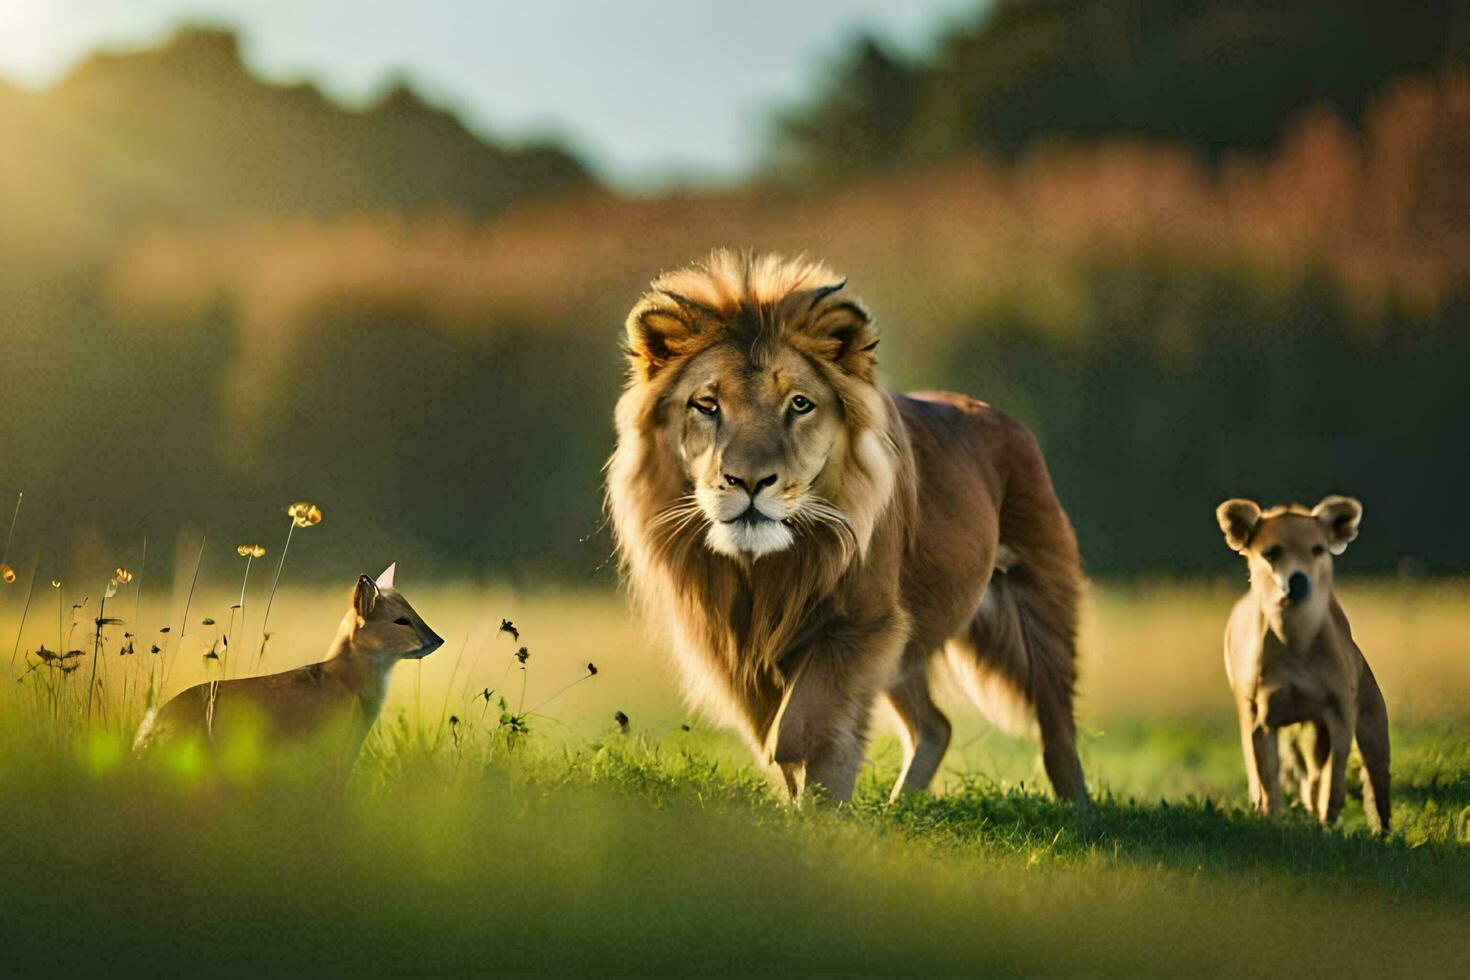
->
[723, 472, 778, 494]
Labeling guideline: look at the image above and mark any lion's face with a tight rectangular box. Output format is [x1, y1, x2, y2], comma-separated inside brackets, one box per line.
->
[669, 341, 847, 557]
[612, 251, 897, 571]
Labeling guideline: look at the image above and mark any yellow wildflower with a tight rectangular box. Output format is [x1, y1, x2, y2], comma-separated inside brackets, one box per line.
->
[287, 502, 323, 528]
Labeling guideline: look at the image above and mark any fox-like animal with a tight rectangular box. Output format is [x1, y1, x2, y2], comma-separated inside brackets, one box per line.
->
[133, 564, 443, 773]
[1215, 496, 1390, 833]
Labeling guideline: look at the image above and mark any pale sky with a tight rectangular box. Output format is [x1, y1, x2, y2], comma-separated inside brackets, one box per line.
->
[0, 0, 988, 188]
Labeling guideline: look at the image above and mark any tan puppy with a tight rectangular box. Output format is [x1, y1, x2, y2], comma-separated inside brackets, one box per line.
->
[1216, 496, 1390, 833]
[134, 564, 443, 775]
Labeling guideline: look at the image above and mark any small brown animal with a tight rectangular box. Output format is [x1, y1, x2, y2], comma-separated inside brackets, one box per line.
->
[1215, 496, 1390, 832]
[133, 564, 443, 774]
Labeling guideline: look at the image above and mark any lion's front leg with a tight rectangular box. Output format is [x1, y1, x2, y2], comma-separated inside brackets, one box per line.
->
[768, 612, 906, 803]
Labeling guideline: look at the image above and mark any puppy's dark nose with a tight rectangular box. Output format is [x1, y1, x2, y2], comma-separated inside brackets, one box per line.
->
[1286, 571, 1311, 604]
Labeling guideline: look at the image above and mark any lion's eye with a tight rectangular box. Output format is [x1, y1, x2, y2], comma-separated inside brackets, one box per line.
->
[790, 395, 815, 414]
[1263, 545, 1284, 562]
[690, 398, 719, 416]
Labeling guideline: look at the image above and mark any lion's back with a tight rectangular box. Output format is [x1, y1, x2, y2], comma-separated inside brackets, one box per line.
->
[895, 389, 1030, 508]
[892, 388, 1079, 643]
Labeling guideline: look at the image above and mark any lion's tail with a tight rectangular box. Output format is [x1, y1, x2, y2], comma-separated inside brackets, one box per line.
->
[945, 556, 1078, 738]
[944, 423, 1087, 800]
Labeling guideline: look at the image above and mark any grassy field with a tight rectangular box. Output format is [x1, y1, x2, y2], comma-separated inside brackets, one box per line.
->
[3, 579, 1469, 973]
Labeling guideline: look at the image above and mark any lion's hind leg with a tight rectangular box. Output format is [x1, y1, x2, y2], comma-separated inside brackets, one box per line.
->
[885, 657, 952, 801]
[946, 566, 1088, 804]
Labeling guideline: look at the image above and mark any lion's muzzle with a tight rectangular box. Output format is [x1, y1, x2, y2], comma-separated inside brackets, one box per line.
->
[705, 498, 795, 558]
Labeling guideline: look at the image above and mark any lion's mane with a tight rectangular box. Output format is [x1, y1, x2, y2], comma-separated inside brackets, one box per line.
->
[606, 250, 917, 736]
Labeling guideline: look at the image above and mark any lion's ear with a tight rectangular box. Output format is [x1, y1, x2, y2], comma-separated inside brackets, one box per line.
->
[625, 298, 700, 377]
[803, 290, 878, 378]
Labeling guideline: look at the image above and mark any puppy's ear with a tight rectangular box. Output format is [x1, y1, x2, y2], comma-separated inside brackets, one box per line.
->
[1312, 495, 1363, 555]
[625, 292, 708, 378]
[1216, 499, 1261, 553]
[353, 574, 379, 621]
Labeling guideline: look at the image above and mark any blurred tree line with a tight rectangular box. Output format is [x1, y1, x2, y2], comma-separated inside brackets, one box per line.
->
[770, 0, 1470, 179]
[1, 13, 1467, 583]
[0, 29, 587, 250]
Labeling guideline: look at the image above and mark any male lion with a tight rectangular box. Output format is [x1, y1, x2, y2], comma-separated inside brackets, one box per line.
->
[607, 251, 1087, 803]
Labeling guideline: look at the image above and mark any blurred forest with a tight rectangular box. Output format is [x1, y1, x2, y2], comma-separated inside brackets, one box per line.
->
[1, 4, 1468, 581]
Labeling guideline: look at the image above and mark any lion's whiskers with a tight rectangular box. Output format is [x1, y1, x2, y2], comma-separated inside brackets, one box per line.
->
[649, 495, 702, 528]
[648, 496, 708, 565]
[787, 497, 857, 560]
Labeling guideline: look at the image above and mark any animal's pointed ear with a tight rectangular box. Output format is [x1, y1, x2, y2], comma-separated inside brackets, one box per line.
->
[1216, 499, 1261, 553]
[625, 294, 704, 377]
[353, 574, 379, 620]
[1312, 495, 1362, 555]
[802, 287, 878, 378]
[375, 562, 396, 590]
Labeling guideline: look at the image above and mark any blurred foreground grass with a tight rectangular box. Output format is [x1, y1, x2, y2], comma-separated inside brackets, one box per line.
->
[3, 580, 1468, 972]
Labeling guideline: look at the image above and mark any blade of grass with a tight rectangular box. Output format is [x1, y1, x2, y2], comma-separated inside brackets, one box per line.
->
[0, 490, 21, 572]
[160, 535, 206, 699]
[8, 547, 40, 670]
[256, 520, 296, 670]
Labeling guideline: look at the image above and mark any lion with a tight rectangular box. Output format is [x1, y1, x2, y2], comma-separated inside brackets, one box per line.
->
[606, 250, 1088, 804]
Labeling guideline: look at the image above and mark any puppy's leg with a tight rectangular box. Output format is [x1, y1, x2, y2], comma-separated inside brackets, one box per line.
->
[1257, 726, 1282, 814]
[1285, 722, 1328, 813]
[1316, 708, 1352, 826]
[1277, 727, 1311, 809]
[1239, 702, 1278, 814]
[1238, 705, 1263, 811]
[885, 658, 952, 801]
[1306, 721, 1329, 811]
[1355, 671, 1392, 834]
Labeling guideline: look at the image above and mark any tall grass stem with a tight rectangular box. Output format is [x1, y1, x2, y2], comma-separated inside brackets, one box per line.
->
[8, 548, 40, 669]
[85, 583, 108, 727]
[0, 490, 21, 571]
[256, 521, 295, 669]
[126, 536, 147, 722]
[160, 535, 206, 698]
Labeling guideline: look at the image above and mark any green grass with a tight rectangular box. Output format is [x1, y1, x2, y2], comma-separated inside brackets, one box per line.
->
[3, 713, 1469, 974]
[3, 583, 1469, 973]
